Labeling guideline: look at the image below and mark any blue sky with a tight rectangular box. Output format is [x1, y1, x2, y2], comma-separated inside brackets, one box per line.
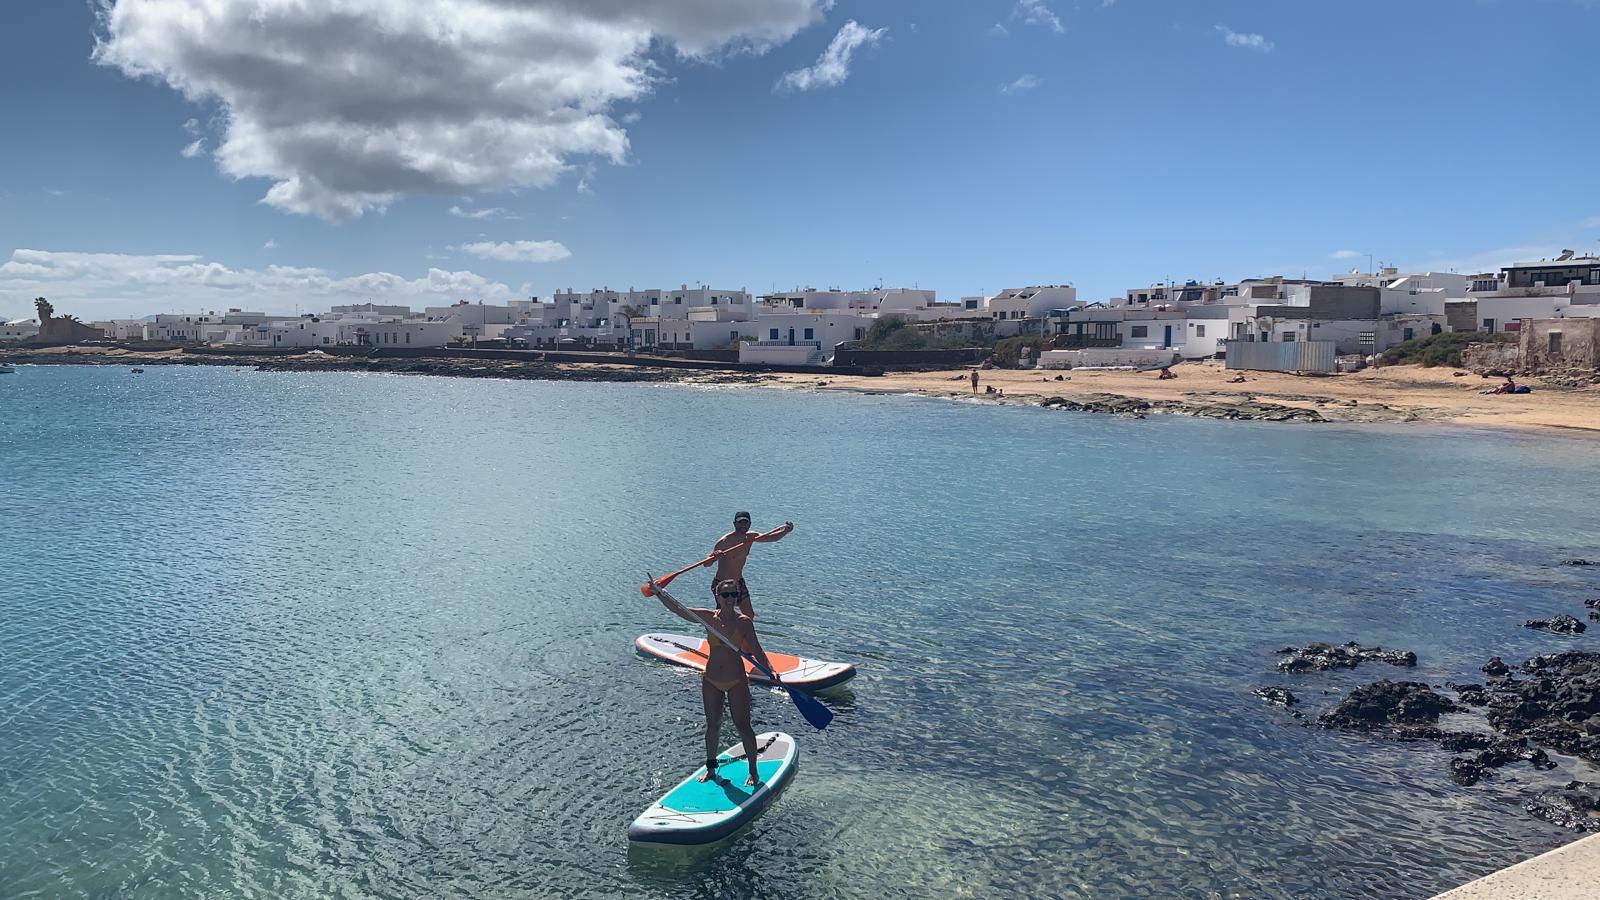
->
[2, 0, 1597, 320]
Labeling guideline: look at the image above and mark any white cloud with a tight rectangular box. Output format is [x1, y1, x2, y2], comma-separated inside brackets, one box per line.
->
[1001, 74, 1042, 94]
[0, 248, 517, 319]
[1013, 0, 1064, 34]
[621, 110, 642, 124]
[989, 23, 1009, 37]
[93, 0, 830, 222]
[180, 139, 205, 159]
[1330, 250, 1363, 260]
[776, 20, 887, 92]
[1216, 25, 1273, 52]
[263, 239, 278, 250]
[448, 205, 517, 221]
[454, 240, 572, 263]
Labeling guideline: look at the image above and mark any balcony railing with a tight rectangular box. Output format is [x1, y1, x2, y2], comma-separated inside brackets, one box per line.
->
[755, 340, 821, 348]
[1054, 335, 1121, 349]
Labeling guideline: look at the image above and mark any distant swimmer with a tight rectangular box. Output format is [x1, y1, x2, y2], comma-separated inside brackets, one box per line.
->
[706, 512, 792, 619]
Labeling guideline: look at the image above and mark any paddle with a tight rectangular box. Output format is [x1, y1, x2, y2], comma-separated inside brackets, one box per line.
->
[638, 527, 786, 597]
[647, 581, 834, 731]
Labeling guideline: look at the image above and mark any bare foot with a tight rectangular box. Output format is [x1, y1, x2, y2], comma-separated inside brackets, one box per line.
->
[745, 770, 760, 787]
[699, 761, 719, 783]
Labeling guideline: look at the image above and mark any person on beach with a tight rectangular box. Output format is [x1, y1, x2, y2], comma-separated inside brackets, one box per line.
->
[705, 512, 792, 619]
[656, 578, 779, 786]
[970, 368, 979, 392]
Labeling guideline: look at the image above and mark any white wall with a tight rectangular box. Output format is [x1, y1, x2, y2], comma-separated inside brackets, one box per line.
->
[2, 319, 41, 340]
[1380, 287, 1448, 316]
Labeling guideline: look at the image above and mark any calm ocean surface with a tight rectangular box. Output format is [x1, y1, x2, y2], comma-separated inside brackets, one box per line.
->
[3, 365, 1598, 899]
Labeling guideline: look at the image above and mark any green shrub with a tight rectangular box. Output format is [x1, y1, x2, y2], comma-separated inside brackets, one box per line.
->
[1380, 331, 1516, 368]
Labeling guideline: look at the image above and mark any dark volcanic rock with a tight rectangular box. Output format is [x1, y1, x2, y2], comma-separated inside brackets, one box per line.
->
[1483, 656, 1511, 678]
[1434, 731, 1496, 753]
[1585, 598, 1600, 610]
[1483, 652, 1600, 765]
[1450, 683, 1491, 706]
[1563, 559, 1593, 566]
[1524, 614, 1587, 635]
[1276, 641, 1418, 673]
[1320, 680, 1459, 731]
[1525, 782, 1600, 832]
[1448, 739, 1555, 786]
[1254, 686, 1298, 707]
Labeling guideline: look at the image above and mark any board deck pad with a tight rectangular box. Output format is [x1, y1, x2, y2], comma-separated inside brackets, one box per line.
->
[661, 759, 785, 813]
[628, 732, 798, 846]
[635, 633, 856, 691]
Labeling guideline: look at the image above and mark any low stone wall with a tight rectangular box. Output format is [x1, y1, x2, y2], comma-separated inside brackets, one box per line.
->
[832, 347, 990, 369]
[1040, 348, 1179, 370]
[1461, 341, 1521, 374]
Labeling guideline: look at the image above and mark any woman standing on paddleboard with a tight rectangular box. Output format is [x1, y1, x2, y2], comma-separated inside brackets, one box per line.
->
[657, 577, 780, 787]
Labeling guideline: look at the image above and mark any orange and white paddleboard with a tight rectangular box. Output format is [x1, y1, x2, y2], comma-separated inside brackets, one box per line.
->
[635, 633, 856, 691]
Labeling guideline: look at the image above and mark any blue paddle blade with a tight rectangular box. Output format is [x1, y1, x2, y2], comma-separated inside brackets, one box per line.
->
[787, 685, 834, 730]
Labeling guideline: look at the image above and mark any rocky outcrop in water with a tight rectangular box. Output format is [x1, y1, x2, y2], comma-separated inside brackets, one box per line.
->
[1319, 680, 1459, 731]
[1483, 652, 1600, 765]
[1563, 559, 1593, 566]
[1524, 614, 1586, 635]
[1483, 656, 1511, 678]
[1525, 782, 1600, 831]
[1448, 739, 1555, 786]
[1275, 641, 1418, 673]
[1254, 687, 1298, 707]
[1451, 683, 1490, 706]
[1037, 393, 1328, 423]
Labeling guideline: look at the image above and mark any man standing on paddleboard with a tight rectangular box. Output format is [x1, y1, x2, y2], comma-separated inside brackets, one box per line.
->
[705, 512, 792, 619]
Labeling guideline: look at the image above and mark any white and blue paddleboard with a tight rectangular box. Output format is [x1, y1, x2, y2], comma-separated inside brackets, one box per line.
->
[627, 732, 798, 846]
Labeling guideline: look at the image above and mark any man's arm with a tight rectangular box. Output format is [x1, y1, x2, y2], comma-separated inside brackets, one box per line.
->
[754, 521, 794, 543]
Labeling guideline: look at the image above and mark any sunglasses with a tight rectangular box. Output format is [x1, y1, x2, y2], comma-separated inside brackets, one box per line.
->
[718, 591, 741, 599]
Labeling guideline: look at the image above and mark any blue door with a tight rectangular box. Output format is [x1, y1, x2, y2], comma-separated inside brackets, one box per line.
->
[1163, 325, 1172, 348]
[787, 328, 795, 346]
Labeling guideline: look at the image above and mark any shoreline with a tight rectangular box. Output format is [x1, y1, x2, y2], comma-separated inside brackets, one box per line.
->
[5, 345, 1597, 434]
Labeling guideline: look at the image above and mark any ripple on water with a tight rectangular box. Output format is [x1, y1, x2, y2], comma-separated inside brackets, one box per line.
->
[2, 367, 1598, 899]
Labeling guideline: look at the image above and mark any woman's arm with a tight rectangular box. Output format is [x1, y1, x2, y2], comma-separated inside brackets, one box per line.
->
[651, 583, 708, 626]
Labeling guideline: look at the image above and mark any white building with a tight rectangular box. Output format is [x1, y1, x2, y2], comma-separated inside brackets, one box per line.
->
[144, 310, 268, 342]
[330, 303, 413, 318]
[231, 318, 462, 348]
[2, 318, 40, 341]
[1454, 253, 1600, 334]
[987, 285, 1078, 320]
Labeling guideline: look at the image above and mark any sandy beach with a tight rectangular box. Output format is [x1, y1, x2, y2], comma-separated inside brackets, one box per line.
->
[5, 346, 1598, 433]
[766, 362, 1600, 433]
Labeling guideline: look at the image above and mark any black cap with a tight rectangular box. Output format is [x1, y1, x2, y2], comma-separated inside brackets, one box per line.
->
[734, 511, 752, 522]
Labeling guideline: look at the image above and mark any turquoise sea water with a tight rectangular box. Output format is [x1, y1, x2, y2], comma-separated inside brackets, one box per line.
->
[2, 365, 1598, 899]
